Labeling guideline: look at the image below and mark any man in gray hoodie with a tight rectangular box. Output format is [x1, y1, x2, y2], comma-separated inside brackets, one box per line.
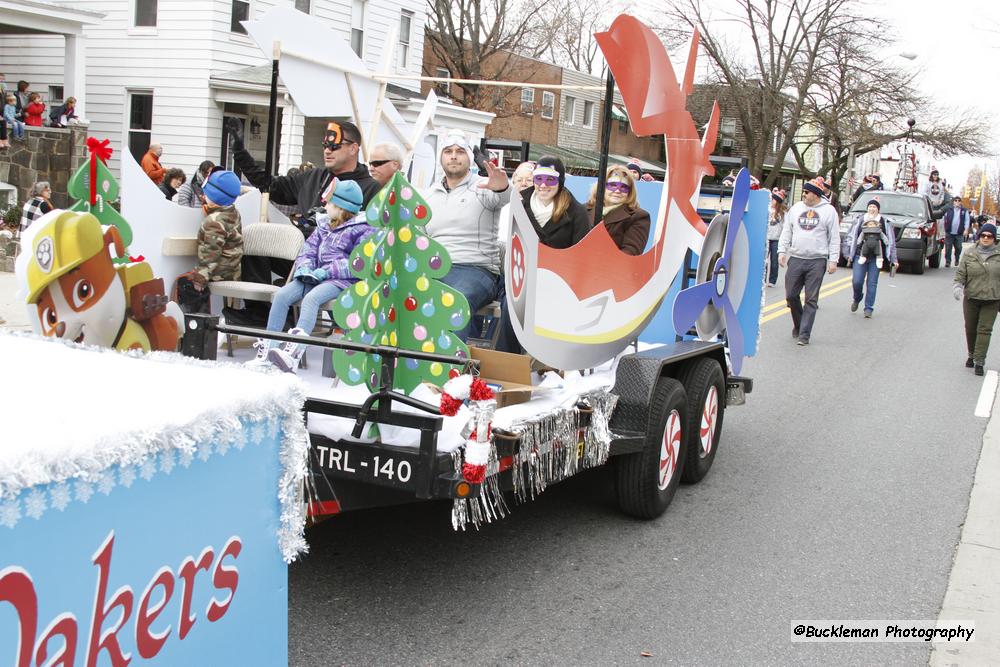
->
[778, 179, 841, 345]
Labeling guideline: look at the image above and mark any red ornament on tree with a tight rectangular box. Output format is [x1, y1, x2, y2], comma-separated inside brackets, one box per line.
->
[404, 295, 418, 311]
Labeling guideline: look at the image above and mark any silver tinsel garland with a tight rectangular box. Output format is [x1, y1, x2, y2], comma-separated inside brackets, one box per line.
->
[451, 389, 618, 530]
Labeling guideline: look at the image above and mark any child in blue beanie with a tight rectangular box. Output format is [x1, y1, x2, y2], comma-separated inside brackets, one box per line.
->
[193, 170, 243, 289]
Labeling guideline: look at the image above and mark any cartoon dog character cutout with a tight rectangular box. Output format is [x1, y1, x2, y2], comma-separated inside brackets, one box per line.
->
[25, 210, 182, 351]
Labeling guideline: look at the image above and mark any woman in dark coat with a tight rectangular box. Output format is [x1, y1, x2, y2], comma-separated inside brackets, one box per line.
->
[586, 164, 650, 255]
[520, 156, 591, 249]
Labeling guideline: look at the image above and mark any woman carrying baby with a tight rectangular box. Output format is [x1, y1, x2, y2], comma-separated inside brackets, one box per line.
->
[845, 198, 898, 318]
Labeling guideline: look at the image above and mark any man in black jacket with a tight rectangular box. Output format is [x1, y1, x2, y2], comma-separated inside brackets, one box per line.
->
[227, 117, 381, 214]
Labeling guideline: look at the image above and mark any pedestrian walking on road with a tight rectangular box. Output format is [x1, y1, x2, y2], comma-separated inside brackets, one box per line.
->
[954, 223, 1000, 376]
[941, 196, 971, 267]
[778, 178, 840, 345]
[766, 188, 787, 287]
[846, 199, 898, 317]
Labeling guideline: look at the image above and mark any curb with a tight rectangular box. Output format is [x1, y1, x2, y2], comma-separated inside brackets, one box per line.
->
[930, 388, 1000, 665]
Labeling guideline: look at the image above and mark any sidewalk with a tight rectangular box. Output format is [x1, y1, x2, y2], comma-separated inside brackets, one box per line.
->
[0, 271, 29, 330]
[931, 389, 1000, 665]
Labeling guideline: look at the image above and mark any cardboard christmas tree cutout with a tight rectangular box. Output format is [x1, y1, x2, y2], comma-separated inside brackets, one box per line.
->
[332, 172, 471, 394]
[67, 137, 134, 253]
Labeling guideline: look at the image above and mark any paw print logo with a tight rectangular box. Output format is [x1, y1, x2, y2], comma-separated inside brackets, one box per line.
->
[510, 234, 526, 298]
[35, 236, 54, 273]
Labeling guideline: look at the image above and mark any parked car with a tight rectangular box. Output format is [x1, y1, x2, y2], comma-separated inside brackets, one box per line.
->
[840, 190, 942, 274]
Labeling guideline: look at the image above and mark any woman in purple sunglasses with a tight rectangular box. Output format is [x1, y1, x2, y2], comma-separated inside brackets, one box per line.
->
[519, 155, 591, 249]
[586, 164, 650, 255]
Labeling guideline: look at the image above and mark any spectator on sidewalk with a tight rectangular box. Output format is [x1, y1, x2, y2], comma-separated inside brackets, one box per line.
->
[941, 196, 971, 267]
[20, 182, 52, 232]
[158, 168, 186, 200]
[778, 177, 840, 345]
[142, 144, 166, 184]
[48, 97, 78, 127]
[767, 188, 787, 287]
[3, 93, 23, 140]
[846, 199, 898, 317]
[954, 222, 1000, 376]
[14, 81, 28, 120]
[23, 93, 44, 127]
[175, 160, 214, 208]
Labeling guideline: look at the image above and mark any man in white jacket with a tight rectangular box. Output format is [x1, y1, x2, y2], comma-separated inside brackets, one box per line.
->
[778, 179, 841, 345]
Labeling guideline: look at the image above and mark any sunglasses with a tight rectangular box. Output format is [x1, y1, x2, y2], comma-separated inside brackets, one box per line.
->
[982, 233, 995, 239]
[369, 159, 394, 168]
[323, 140, 355, 151]
[606, 181, 632, 195]
[533, 174, 559, 188]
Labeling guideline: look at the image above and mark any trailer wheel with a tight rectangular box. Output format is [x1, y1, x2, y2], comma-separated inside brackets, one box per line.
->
[615, 377, 687, 519]
[678, 357, 726, 484]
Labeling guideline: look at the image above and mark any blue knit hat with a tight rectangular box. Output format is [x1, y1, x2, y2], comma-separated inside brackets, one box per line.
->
[203, 170, 241, 206]
[329, 179, 363, 214]
[979, 223, 997, 238]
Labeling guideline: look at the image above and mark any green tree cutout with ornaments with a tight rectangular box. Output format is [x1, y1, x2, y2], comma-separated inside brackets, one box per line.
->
[67, 137, 134, 259]
[332, 172, 471, 394]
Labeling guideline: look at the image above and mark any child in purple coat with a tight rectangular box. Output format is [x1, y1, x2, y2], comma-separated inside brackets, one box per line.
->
[255, 179, 374, 371]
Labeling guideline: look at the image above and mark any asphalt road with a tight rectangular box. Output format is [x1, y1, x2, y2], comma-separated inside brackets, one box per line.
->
[289, 260, 989, 666]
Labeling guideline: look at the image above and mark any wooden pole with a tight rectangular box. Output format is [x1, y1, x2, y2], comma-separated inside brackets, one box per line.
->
[343, 72, 367, 163]
[265, 41, 280, 188]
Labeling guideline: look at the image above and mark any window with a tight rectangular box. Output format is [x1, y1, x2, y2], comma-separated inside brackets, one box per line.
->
[127, 91, 153, 163]
[397, 10, 413, 70]
[435, 67, 451, 94]
[295, 0, 310, 13]
[521, 88, 534, 114]
[134, 0, 157, 27]
[562, 96, 576, 124]
[541, 91, 554, 119]
[351, 0, 365, 58]
[48, 86, 64, 105]
[583, 100, 594, 128]
[231, 0, 250, 34]
[721, 118, 737, 136]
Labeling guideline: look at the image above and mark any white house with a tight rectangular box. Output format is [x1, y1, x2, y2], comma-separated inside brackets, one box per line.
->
[0, 0, 490, 182]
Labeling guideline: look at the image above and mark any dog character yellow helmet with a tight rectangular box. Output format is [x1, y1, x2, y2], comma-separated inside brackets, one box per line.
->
[25, 211, 106, 305]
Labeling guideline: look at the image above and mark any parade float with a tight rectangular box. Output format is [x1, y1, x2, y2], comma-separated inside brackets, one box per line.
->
[3, 10, 766, 661]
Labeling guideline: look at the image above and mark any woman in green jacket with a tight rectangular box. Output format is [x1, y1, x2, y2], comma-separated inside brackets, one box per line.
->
[954, 223, 1000, 375]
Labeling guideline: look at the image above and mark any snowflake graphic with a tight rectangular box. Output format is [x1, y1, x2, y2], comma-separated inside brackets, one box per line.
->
[160, 449, 176, 475]
[216, 436, 232, 457]
[119, 466, 136, 488]
[76, 480, 94, 504]
[140, 457, 157, 481]
[265, 419, 279, 440]
[50, 483, 71, 511]
[0, 498, 21, 528]
[178, 448, 195, 468]
[234, 430, 248, 451]
[97, 471, 116, 495]
[24, 489, 47, 520]
[198, 443, 213, 462]
[250, 423, 266, 446]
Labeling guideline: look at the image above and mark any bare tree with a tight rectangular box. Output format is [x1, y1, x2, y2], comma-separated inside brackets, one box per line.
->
[653, 0, 854, 188]
[425, 0, 549, 113]
[789, 21, 991, 190]
[541, 0, 633, 77]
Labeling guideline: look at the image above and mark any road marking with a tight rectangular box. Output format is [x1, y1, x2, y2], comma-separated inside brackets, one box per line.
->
[975, 370, 998, 418]
[760, 280, 855, 324]
[762, 275, 853, 313]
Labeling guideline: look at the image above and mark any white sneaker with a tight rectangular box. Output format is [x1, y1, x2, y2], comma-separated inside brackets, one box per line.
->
[268, 327, 309, 373]
[244, 338, 271, 368]
[857, 256, 867, 265]
[875, 257, 883, 269]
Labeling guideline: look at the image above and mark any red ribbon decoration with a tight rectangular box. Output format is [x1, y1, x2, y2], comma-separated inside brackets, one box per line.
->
[86, 137, 113, 206]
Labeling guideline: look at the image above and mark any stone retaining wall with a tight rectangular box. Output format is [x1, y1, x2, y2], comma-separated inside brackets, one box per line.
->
[0, 125, 89, 209]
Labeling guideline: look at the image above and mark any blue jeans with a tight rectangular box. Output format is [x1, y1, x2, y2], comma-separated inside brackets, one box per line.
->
[9, 120, 23, 139]
[945, 233, 964, 266]
[767, 239, 779, 285]
[266, 279, 342, 342]
[440, 264, 502, 341]
[852, 257, 879, 313]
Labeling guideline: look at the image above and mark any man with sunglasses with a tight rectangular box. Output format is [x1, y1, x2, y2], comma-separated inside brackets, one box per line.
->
[368, 142, 403, 187]
[424, 132, 511, 342]
[228, 118, 380, 218]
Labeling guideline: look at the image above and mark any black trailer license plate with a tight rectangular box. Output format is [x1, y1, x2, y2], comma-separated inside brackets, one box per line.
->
[312, 441, 418, 490]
